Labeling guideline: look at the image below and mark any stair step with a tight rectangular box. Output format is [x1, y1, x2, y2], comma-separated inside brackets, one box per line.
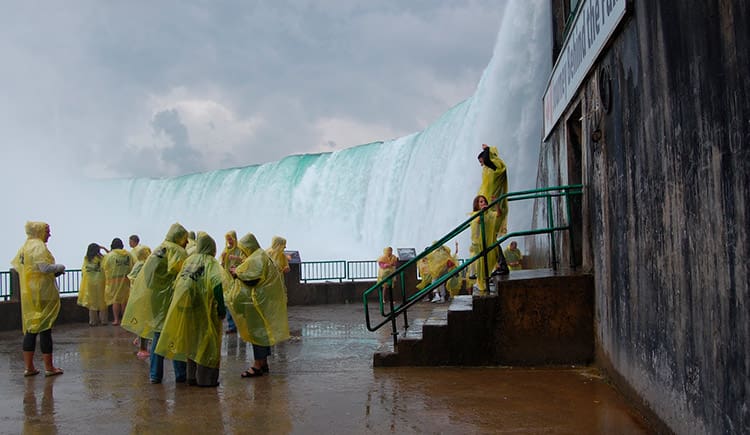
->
[448, 295, 473, 311]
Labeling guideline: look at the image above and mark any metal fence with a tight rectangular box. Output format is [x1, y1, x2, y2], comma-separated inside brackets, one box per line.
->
[1, 259, 430, 296]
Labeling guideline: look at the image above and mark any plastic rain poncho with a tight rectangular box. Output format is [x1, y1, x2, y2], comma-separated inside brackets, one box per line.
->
[121, 223, 188, 339]
[11, 221, 61, 333]
[377, 248, 398, 282]
[225, 233, 289, 346]
[220, 231, 245, 274]
[477, 146, 509, 237]
[426, 245, 460, 297]
[266, 236, 290, 273]
[155, 232, 229, 368]
[103, 249, 133, 305]
[128, 245, 152, 283]
[471, 209, 499, 292]
[78, 255, 106, 311]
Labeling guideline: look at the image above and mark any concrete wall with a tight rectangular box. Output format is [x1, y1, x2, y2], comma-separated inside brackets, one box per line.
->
[536, 1, 749, 433]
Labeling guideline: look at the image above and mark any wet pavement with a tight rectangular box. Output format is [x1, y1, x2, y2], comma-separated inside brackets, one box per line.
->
[0, 304, 650, 434]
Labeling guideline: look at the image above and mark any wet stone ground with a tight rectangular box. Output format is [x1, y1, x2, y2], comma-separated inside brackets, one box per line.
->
[0, 304, 651, 434]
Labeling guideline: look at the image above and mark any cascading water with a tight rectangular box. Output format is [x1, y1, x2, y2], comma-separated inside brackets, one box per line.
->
[4, 1, 551, 267]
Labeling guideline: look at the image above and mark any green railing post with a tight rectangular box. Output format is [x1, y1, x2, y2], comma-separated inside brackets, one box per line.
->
[547, 194, 557, 270]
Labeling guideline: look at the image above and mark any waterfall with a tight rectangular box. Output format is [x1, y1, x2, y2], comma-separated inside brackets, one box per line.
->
[4, 1, 551, 267]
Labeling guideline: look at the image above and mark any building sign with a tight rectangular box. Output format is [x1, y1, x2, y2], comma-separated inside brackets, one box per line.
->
[543, 0, 627, 138]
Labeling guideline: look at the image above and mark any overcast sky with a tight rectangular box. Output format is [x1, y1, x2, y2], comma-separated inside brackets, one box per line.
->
[0, 1, 505, 179]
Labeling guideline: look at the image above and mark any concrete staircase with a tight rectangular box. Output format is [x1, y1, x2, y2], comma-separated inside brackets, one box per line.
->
[373, 270, 594, 367]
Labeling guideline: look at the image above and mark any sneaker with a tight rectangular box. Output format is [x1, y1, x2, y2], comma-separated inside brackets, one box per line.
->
[149, 378, 161, 384]
[430, 294, 441, 303]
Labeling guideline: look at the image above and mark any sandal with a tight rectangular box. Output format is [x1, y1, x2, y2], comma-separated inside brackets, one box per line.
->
[240, 367, 263, 378]
[44, 368, 64, 377]
[24, 369, 40, 377]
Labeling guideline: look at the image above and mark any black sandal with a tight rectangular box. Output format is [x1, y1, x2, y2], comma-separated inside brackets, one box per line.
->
[240, 367, 263, 378]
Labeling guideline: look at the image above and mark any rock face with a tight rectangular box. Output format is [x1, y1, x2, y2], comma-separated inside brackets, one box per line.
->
[534, 1, 749, 433]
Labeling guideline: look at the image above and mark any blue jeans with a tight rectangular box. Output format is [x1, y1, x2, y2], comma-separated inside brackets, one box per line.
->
[226, 312, 236, 331]
[150, 332, 187, 383]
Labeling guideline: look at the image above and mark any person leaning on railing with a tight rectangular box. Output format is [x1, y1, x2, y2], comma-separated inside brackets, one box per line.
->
[12, 221, 65, 377]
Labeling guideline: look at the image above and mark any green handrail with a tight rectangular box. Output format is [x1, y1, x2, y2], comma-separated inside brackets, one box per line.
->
[363, 184, 584, 347]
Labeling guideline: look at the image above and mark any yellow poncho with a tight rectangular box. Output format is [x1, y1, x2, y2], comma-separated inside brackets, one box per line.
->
[504, 246, 523, 271]
[11, 221, 61, 334]
[121, 223, 188, 339]
[103, 249, 133, 305]
[471, 209, 499, 292]
[477, 146, 509, 237]
[128, 245, 152, 283]
[425, 245, 460, 297]
[78, 255, 106, 311]
[155, 232, 229, 368]
[377, 248, 398, 282]
[266, 236, 290, 273]
[225, 233, 290, 346]
[220, 231, 246, 273]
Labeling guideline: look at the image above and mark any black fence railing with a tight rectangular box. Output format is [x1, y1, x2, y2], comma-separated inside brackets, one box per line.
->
[1, 259, 413, 298]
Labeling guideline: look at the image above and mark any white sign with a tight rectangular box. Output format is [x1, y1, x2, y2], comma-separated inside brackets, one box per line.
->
[543, 0, 627, 138]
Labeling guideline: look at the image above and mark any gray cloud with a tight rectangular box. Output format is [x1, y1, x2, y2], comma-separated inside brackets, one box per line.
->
[0, 1, 505, 178]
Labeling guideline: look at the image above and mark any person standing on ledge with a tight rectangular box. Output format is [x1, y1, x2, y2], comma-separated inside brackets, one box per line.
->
[477, 144, 510, 276]
[12, 221, 65, 377]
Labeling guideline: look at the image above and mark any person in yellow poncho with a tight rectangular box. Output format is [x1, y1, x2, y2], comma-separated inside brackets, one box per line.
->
[377, 247, 398, 304]
[266, 236, 291, 274]
[504, 241, 523, 271]
[121, 222, 189, 384]
[226, 233, 290, 378]
[470, 195, 499, 295]
[77, 243, 109, 326]
[186, 231, 197, 256]
[12, 221, 65, 377]
[425, 244, 458, 303]
[477, 144, 509, 238]
[220, 230, 246, 334]
[102, 238, 134, 326]
[128, 244, 152, 358]
[155, 232, 229, 387]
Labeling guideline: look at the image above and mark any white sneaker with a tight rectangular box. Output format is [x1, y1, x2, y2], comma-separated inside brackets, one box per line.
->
[430, 294, 441, 303]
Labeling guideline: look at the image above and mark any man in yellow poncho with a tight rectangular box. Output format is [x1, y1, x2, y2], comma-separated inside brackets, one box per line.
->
[155, 232, 229, 387]
[266, 236, 291, 274]
[226, 233, 290, 378]
[477, 144, 509, 238]
[12, 221, 65, 377]
[77, 243, 108, 326]
[220, 230, 245, 334]
[102, 238, 134, 326]
[121, 223, 189, 384]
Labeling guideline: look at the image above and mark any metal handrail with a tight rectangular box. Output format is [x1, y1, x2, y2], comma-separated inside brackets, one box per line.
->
[0, 271, 10, 301]
[362, 184, 584, 347]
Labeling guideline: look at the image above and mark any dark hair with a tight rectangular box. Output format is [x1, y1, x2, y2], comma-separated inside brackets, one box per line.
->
[111, 238, 124, 250]
[477, 147, 497, 171]
[473, 195, 488, 211]
[129, 234, 139, 244]
[86, 243, 101, 261]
